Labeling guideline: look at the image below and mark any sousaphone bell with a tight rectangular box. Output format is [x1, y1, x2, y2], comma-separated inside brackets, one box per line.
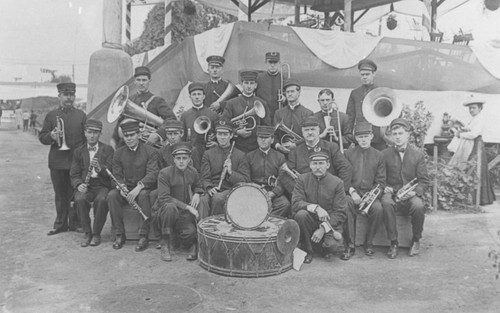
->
[362, 87, 402, 127]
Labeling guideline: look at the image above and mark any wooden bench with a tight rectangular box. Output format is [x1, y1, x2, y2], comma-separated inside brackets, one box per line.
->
[355, 214, 413, 248]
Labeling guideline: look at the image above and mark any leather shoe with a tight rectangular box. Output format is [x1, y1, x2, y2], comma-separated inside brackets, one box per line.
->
[90, 235, 101, 247]
[161, 243, 172, 262]
[186, 244, 197, 261]
[409, 241, 420, 256]
[364, 244, 375, 256]
[112, 235, 126, 250]
[81, 233, 91, 247]
[324, 253, 333, 261]
[135, 237, 149, 252]
[304, 253, 313, 264]
[387, 244, 399, 259]
[340, 246, 355, 261]
[47, 228, 66, 236]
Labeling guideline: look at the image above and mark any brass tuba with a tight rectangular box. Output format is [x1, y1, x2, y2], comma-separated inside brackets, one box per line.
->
[193, 116, 212, 143]
[274, 119, 303, 145]
[56, 116, 70, 151]
[230, 100, 266, 131]
[362, 87, 402, 127]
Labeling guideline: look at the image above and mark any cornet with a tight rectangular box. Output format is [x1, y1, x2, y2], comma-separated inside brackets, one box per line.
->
[274, 120, 303, 145]
[278, 63, 291, 110]
[231, 100, 266, 131]
[358, 184, 381, 216]
[395, 178, 418, 202]
[55, 116, 70, 151]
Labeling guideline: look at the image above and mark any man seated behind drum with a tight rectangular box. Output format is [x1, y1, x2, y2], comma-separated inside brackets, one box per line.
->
[200, 119, 250, 216]
[292, 147, 347, 264]
[246, 125, 291, 217]
[156, 142, 207, 262]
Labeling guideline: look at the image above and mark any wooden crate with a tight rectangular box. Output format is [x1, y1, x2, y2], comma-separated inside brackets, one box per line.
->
[355, 214, 413, 248]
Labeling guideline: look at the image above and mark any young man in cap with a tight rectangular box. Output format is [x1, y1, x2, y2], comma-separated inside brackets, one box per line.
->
[108, 120, 159, 251]
[204, 55, 239, 112]
[40, 82, 86, 236]
[341, 122, 386, 260]
[222, 70, 271, 153]
[70, 119, 114, 247]
[156, 142, 207, 262]
[272, 78, 313, 155]
[346, 58, 388, 151]
[292, 147, 347, 264]
[200, 120, 250, 215]
[246, 125, 291, 217]
[313, 89, 353, 150]
[381, 118, 429, 259]
[256, 52, 282, 120]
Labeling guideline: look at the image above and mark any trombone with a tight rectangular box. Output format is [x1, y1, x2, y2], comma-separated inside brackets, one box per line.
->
[278, 63, 291, 110]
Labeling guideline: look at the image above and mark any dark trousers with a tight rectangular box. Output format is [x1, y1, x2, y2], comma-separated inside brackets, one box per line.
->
[344, 196, 383, 246]
[108, 189, 152, 237]
[202, 190, 231, 216]
[50, 169, 79, 231]
[74, 185, 109, 236]
[381, 193, 425, 242]
[157, 203, 197, 247]
[294, 210, 344, 254]
[270, 195, 291, 218]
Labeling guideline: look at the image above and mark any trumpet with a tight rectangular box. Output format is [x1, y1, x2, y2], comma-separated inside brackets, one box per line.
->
[231, 100, 266, 131]
[193, 116, 213, 144]
[55, 116, 70, 151]
[395, 178, 418, 202]
[278, 63, 291, 110]
[274, 120, 303, 145]
[106, 169, 149, 221]
[358, 184, 381, 216]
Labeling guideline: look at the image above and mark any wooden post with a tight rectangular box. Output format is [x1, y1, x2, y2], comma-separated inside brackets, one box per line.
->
[164, 0, 174, 47]
[344, 0, 352, 32]
[294, 0, 300, 25]
[433, 144, 438, 210]
[476, 139, 482, 209]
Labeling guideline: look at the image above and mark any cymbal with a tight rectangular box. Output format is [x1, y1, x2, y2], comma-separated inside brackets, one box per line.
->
[277, 219, 300, 255]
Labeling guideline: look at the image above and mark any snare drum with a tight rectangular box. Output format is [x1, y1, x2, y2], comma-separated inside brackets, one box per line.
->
[225, 183, 271, 230]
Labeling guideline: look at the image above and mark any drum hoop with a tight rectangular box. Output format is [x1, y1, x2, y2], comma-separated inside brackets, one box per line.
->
[224, 183, 271, 230]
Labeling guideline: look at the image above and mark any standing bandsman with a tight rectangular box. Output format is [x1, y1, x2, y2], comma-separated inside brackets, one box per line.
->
[40, 82, 86, 236]
[292, 147, 347, 264]
[341, 122, 385, 260]
[272, 78, 313, 155]
[222, 70, 271, 153]
[246, 126, 291, 217]
[313, 89, 353, 150]
[346, 59, 387, 150]
[108, 121, 159, 252]
[381, 118, 429, 259]
[200, 120, 250, 215]
[156, 142, 207, 262]
[256, 52, 282, 120]
[70, 119, 114, 247]
[204, 55, 239, 113]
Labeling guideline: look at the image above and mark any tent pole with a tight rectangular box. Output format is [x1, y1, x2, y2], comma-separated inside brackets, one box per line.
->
[344, 0, 352, 32]
[294, 0, 300, 25]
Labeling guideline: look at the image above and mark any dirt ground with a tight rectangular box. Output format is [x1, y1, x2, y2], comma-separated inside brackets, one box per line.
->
[1, 125, 500, 313]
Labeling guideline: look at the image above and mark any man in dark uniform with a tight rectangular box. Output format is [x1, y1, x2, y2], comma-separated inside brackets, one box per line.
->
[203, 55, 239, 113]
[273, 78, 313, 155]
[156, 142, 208, 262]
[39, 82, 86, 236]
[313, 89, 353, 150]
[70, 119, 114, 247]
[222, 70, 271, 153]
[256, 51, 282, 121]
[346, 59, 388, 151]
[246, 126, 291, 217]
[200, 120, 250, 215]
[108, 121, 159, 251]
[292, 147, 347, 264]
[381, 118, 429, 259]
[341, 122, 386, 260]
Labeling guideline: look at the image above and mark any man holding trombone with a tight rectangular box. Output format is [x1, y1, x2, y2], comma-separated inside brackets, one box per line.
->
[39, 82, 86, 236]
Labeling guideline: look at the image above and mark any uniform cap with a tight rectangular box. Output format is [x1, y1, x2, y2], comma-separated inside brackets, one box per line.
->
[309, 146, 329, 161]
[301, 116, 320, 128]
[188, 82, 205, 94]
[163, 119, 183, 131]
[240, 70, 258, 82]
[390, 118, 410, 130]
[215, 119, 233, 132]
[206, 55, 225, 66]
[120, 120, 140, 135]
[354, 122, 373, 135]
[256, 125, 275, 137]
[265, 52, 280, 62]
[171, 142, 192, 156]
[57, 82, 76, 94]
[358, 58, 377, 72]
[134, 66, 151, 78]
[283, 78, 300, 90]
[85, 119, 103, 132]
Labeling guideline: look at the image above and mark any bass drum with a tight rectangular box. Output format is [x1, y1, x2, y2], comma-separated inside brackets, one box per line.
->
[225, 183, 271, 230]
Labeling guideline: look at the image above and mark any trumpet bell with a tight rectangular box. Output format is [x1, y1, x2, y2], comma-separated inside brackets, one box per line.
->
[107, 86, 130, 123]
[362, 87, 402, 127]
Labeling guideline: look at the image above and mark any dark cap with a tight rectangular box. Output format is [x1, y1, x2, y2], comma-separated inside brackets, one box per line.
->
[85, 119, 103, 132]
[265, 52, 280, 62]
[309, 146, 329, 161]
[354, 122, 373, 135]
[215, 119, 233, 133]
[134, 66, 151, 78]
[256, 125, 275, 137]
[120, 120, 140, 135]
[462, 94, 485, 107]
[240, 70, 258, 82]
[171, 142, 192, 156]
[390, 118, 410, 130]
[358, 58, 377, 72]
[57, 82, 76, 94]
[301, 116, 320, 128]
[163, 119, 183, 131]
[207, 55, 225, 66]
[283, 78, 300, 90]
[188, 82, 205, 94]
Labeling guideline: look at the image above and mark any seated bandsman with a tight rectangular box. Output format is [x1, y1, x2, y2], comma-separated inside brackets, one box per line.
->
[204, 55, 240, 112]
[381, 118, 429, 259]
[70, 119, 114, 247]
[246, 126, 291, 217]
[222, 70, 271, 153]
[272, 78, 313, 155]
[341, 122, 386, 260]
[292, 147, 347, 264]
[108, 120, 159, 252]
[156, 142, 208, 262]
[200, 120, 250, 215]
[256, 51, 282, 121]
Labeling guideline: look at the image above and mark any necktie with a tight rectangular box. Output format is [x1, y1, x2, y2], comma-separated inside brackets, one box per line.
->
[396, 147, 405, 153]
[88, 146, 97, 152]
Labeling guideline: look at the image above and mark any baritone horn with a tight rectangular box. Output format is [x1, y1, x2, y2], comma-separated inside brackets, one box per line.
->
[274, 119, 303, 145]
[230, 100, 266, 131]
[56, 116, 70, 151]
[193, 116, 213, 143]
[362, 87, 402, 127]
[278, 63, 291, 109]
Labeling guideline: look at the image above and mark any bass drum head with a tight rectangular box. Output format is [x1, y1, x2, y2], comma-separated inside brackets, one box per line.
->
[225, 183, 270, 230]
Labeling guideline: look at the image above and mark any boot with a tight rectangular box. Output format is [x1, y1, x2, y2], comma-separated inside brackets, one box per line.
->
[160, 235, 172, 262]
[186, 241, 197, 261]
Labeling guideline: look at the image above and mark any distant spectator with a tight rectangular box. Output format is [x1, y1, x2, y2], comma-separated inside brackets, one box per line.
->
[0, 107, 3, 126]
[29, 110, 38, 129]
[15, 107, 22, 130]
[22, 111, 30, 131]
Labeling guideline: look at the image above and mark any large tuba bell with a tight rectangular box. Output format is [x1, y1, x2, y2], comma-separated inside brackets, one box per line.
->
[230, 100, 266, 131]
[193, 116, 212, 143]
[362, 87, 402, 127]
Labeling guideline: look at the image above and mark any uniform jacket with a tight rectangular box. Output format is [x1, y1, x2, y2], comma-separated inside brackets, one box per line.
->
[112, 141, 159, 190]
[345, 146, 386, 195]
[313, 110, 353, 149]
[157, 165, 204, 210]
[272, 104, 313, 142]
[256, 71, 280, 120]
[246, 148, 286, 197]
[157, 143, 202, 172]
[129, 91, 175, 120]
[203, 79, 241, 110]
[39, 106, 86, 170]
[70, 141, 114, 189]
[179, 105, 219, 148]
[200, 145, 250, 191]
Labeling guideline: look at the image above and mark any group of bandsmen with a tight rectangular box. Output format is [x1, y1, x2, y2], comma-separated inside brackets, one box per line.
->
[39, 53, 429, 264]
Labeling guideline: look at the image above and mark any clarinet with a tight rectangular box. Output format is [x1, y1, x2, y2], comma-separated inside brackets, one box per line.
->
[105, 169, 149, 221]
[216, 141, 235, 191]
[83, 156, 97, 186]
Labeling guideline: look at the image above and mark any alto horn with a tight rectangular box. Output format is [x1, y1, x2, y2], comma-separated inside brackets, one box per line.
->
[362, 87, 402, 127]
[230, 100, 266, 131]
[275, 119, 303, 145]
[193, 116, 212, 143]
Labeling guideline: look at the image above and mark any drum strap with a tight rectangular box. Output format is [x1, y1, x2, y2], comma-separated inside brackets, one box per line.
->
[141, 96, 156, 110]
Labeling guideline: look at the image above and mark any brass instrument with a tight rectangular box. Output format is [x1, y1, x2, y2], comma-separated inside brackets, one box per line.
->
[213, 81, 238, 103]
[280, 163, 300, 180]
[193, 116, 213, 144]
[230, 100, 266, 131]
[358, 184, 381, 216]
[274, 120, 303, 145]
[278, 63, 291, 110]
[362, 87, 402, 127]
[55, 116, 70, 151]
[267, 175, 278, 188]
[395, 178, 418, 202]
[106, 168, 149, 221]
[216, 141, 235, 191]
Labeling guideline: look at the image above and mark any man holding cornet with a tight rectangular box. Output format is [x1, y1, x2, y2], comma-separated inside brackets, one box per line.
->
[39, 82, 86, 236]
[381, 118, 429, 259]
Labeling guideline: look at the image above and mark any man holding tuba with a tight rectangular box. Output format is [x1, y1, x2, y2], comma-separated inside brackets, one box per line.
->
[256, 52, 282, 121]
[204, 55, 240, 113]
[40, 82, 86, 236]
